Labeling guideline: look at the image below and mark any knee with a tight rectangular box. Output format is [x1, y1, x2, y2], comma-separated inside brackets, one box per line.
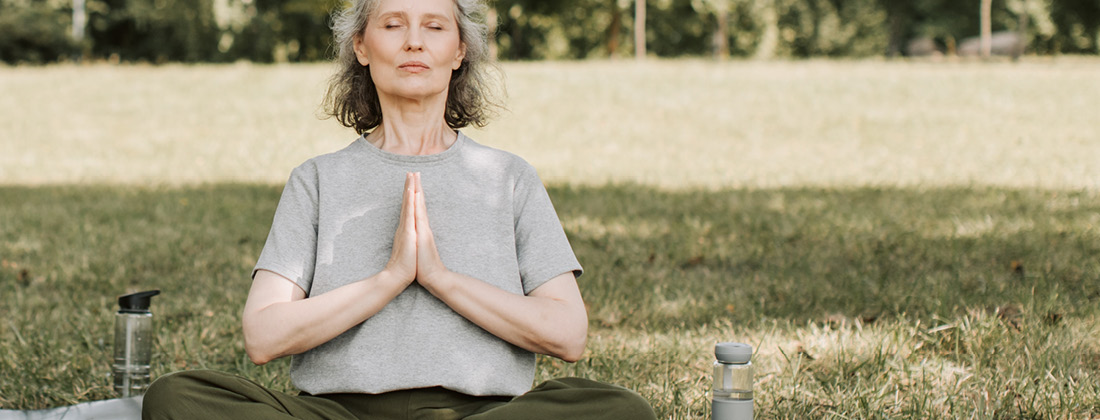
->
[141, 371, 208, 420]
[605, 386, 657, 420]
[545, 378, 657, 420]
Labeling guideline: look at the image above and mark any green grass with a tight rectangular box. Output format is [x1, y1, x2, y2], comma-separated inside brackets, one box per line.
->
[2, 59, 1100, 418]
[2, 184, 1099, 418]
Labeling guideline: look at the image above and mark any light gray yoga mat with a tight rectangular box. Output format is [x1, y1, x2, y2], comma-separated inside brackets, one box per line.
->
[0, 397, 142, 420]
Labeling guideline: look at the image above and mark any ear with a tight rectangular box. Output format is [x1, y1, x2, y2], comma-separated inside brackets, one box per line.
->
[452, 42, 466, 70]
[353, 32, 370, 67]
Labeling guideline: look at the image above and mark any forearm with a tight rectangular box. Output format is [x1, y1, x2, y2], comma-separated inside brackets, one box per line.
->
[419, 271, 588, 362]
[242, 270, 410, 365]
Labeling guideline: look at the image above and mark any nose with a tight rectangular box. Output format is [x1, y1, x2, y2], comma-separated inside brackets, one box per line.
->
[404, 28, 424, 52]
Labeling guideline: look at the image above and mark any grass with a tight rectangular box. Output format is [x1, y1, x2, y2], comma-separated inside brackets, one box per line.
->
[2, 58, 1100, 418]
[2, 184, 1099, 418]
[1, 58, 1099, 188]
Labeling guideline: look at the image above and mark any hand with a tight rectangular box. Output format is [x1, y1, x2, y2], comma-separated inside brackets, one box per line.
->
[412, 172, 449, 287]
[383, 172, 418, 284]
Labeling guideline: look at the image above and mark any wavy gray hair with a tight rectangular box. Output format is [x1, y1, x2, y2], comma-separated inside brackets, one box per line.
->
[323, 0, 501, 134]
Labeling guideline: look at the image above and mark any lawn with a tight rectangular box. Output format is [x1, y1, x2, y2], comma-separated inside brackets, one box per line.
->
[1, 58, 1099, 419]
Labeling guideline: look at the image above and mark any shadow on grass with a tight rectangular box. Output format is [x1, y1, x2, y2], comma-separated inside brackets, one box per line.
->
[550, 184, 1100, 331]
[1, 183, 1098, 408]
[3, 182, 1097, 326]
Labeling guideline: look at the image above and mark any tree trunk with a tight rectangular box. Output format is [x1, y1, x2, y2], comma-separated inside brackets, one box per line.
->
[714, 2, 729, 60]
[754, 0, 779, 59]
[72, 0, 86, 42]
[634, 0, 646, 59]
[981, 0, 992, 57]
[608, 0, 621, 58]
[1014, 0, 1029, 59]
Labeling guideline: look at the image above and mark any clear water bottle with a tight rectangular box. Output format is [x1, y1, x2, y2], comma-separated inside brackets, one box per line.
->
[113, 290, 160, 397]
[712, 342, 753, 420]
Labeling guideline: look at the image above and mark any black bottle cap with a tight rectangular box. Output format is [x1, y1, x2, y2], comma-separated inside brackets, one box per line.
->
[118, 290, 160, 314]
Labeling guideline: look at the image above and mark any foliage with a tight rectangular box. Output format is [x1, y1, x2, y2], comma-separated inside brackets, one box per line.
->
[84, 0, 221, 62]
[0, 1, 76, 63]
[2, 0, 1100, 62]
[228, 0, 337, 62]
[1047, 0, 1100, 54]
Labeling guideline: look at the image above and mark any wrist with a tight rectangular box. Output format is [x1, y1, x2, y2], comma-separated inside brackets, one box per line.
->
[418, 268, 454, 295]
[378, 268, 414, 287]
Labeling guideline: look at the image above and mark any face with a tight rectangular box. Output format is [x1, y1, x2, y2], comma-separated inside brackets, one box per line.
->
[354, 0, 467, 103]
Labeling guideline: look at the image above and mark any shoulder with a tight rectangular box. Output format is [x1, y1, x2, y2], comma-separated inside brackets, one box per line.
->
[286, 136, 369, 181]
[458, 133, 539, 181]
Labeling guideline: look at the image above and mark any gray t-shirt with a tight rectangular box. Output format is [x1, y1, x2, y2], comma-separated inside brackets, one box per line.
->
[253, 132, 583, 397]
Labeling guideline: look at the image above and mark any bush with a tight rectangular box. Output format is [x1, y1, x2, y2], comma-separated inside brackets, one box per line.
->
[0, 4, 76, 64]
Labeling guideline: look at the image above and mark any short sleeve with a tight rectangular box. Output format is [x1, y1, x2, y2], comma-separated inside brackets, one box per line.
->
[513, 163, 583, 295]
[253, 164, 320, 294]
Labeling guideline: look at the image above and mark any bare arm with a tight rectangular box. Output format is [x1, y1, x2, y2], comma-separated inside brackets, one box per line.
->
[241, 173, 420, 365]
[241, 269, 411, 365]
[410, 173, 588, 361]
[419, 270, 588, 362]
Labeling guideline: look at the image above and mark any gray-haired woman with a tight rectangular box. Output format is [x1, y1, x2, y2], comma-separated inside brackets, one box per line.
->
[141, 0, 656, 418]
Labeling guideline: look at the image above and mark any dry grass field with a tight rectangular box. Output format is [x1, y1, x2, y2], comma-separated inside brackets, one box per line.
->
[2, 58, 1098, 189]
[2, 58, 1100, 419]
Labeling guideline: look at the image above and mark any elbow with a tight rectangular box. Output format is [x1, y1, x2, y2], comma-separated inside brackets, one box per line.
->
[242, 317, 278, 365]
[557, 342, 586, 363]
[551, 307, 589, 363]
[547, 325, 588, 363]
[244, 338, 273, 365]
[246, 347, 272, 366]
[243, 330, 274, 366]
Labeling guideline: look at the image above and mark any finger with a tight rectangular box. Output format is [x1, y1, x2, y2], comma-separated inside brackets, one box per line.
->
[414, 189, 429, 232]
[413, 173, 425, 226]
[401, 172, 413, 206]
[400, 173, 415, 232]
[405, 184, 416, 233]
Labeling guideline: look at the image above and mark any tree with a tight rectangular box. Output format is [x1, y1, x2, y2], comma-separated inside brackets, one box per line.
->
[607, 0, 622, 57]
[0, 3, 75, 63]
[84, 0, 220, 62]
[691, 0, 730, 59]
[634, 0, 645, 59]
[981, 0, 993, 56]
[754, 0, 779, 58]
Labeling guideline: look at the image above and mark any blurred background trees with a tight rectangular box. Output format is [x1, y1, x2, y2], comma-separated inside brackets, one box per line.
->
[1, 0, 1097, 63]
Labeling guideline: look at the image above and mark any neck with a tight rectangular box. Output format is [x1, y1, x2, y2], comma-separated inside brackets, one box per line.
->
[367, 93, 456, 156]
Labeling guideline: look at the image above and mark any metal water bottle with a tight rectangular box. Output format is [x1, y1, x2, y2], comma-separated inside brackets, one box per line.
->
[113, 290, 160, 397]
[712, 342, 753, 420]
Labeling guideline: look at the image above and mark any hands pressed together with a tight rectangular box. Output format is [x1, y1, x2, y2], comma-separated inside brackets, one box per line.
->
[386, 172, 449, 289]
[244, 171, 587, 364]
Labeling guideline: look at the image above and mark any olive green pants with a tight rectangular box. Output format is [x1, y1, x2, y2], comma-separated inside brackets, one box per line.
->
[142, 370, 656, 420]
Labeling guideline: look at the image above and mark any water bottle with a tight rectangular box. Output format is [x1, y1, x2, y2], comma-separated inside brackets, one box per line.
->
[712, 342, 753, 420]
[113, 290, 160, 397]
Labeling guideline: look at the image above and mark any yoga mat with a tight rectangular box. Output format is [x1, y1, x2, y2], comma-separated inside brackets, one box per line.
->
[0, 397, 142, 420]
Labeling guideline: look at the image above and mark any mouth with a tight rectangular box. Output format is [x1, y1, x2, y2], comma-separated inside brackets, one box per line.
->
[399, 61, 430, 73]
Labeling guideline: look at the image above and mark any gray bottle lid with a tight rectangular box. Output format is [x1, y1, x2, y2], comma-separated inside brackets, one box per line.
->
[715, 342, 752, 364]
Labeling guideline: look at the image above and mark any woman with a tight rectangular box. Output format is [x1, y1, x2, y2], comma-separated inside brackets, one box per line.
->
[141, 0, 656, 418]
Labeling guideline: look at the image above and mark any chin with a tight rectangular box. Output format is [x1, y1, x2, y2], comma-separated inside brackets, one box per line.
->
[389, 85, 449, 101]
